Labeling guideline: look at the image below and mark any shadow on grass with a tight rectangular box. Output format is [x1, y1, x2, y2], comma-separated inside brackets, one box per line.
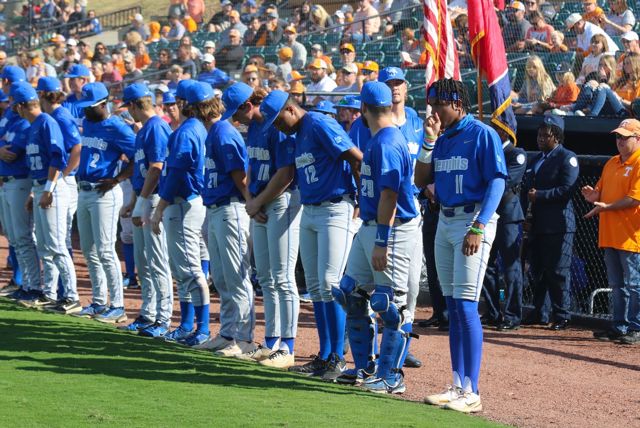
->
[0, 302, 387, 399]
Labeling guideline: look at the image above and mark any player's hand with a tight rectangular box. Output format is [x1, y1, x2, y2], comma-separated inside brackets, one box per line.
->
[0, 145, 17, 162]
[527, 188, 537, 203]
[425, 112, 441, 138]
[463, 231, 482, 256]
[372, 245, 388, 271]
[425, 183, 436, 202]
[132, 216, 143, 227]
[245, 199, 262, 217]
[25, 194, 33, 212]
[120, 204, 133, 218]
[96, 178, 119, 195]
[151, 209, 163, 235]
[581, 185, 600, 203]
[584, 201, 608, 219]
[39, 191, 53, 209]
[253, 211, 268, 223]
[353, 205, 360, 220]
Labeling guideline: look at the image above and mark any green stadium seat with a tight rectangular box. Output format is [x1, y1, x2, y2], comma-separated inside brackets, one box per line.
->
[325, 32, 343, 46]
[364, 51, 385, 64]
[404, 69, 425, 87]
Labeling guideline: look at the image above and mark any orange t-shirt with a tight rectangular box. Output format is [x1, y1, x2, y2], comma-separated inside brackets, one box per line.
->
[614, 81, 640, 101]
[136, 53, 151, 69]
[595, 148, 640, 252]
[584, 7, 605, 25]
[550, 83, 580, 105]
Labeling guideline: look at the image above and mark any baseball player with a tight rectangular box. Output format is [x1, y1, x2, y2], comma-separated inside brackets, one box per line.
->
[150, 80, 209, 346]
[13, 83, 78, 312]
[260, 90, 363, 381]
[417, 79, 506, 413]
[335, 95, 361, 132]
[162, 91, 181, 130]
[195, 82, 256, 356]
[36, 76, 82, 310]
[119, 83, 174, 337]
[119, 178, 138, 289]
[223, 83, 301, 368]
[62, 64, 91, 126]
[0, 73, 41, 302]
[73, 82, 136, 323]
[333, 81, 421, 394]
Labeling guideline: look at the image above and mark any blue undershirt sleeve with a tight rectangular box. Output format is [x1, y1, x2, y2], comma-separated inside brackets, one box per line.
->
[476, 177, 505, 225]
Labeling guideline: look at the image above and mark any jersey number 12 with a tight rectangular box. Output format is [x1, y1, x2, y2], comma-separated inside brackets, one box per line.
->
[304, 165, 318, 184]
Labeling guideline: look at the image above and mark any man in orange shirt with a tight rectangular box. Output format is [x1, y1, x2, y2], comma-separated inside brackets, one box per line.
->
[583, 118, 640, 345]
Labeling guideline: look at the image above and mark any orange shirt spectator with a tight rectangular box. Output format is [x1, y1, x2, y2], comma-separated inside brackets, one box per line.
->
[550, 82, 580, 105]
[583, 0, 606, 27]
[183, 15, 198, 33]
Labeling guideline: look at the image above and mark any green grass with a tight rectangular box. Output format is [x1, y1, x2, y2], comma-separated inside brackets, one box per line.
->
[0, 301, 500, 428]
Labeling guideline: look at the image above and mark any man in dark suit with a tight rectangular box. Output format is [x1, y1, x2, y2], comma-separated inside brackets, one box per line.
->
[482, 125, 527, 330]
[522, 115, 579, 330]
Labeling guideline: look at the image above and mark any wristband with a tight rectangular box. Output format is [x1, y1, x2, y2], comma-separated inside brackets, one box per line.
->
[469, 226, 484, 235]
[44, 180, 56, 193]
[132, 196, 150, 218]
[417, 145, 433, 164]
[375, 224, 391, 247]
[425, 135, 438, 142]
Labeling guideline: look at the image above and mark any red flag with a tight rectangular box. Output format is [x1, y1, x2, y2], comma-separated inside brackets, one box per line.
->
[468, 0, 517, 142]
[422, 0, 460, 90]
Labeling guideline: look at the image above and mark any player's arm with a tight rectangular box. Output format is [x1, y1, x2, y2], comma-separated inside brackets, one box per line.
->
[246, 165, 295, 217]
[63, 144, 81, 177]
[340, 146, 363, 188]
[231, 169, 252, 202]
[372, 188, 398, 272]
[140, 162, 163, 198]
[39, 166, 61, 209]
[415, 112, 440, 188]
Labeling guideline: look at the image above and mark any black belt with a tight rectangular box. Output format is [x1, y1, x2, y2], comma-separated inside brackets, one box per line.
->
[441, 204, 476, 218]
[206, 196, 244, 209]
[1, 175, 28, 182]
[363, 217, 412, 226]
[309, 194, 352, 207]
[33, 178, 47, 186]
[78, 181, 100, 191]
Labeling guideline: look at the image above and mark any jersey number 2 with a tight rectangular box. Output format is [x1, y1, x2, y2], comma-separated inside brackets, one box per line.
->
[455, 174, 464, 194]
[304, 165, 318, 184]
[89, 153, 100, 169]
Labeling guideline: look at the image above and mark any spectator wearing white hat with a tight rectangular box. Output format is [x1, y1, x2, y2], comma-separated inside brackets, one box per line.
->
[616, 31, 640, 74]
[565, 13, 619, 57]
[129, 13, 150, 41]
[332, 64, 359, 102]
[306, 58, 337, 105]
[197, 54, 230, 89]
[203, 40, 216, 56]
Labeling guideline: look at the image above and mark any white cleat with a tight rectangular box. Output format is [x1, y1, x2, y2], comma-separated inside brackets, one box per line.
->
[235, 344, 274, 362]
[259, 349, 295, 369]
[192, 334, 234, 351]
[215, 340, 255, 357]
[444, 392, 483, 413]
[424, 385, 463, 406]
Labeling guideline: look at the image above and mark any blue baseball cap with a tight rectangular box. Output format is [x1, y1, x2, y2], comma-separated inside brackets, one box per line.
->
[65, 64, 91, 78]
[75, 82, 109, 108]
[379, 67, 406, 83]
[163, 91, 177, 104]
[259, 90, 289, 132]
[335, 95, 361, 110]
[221, 82, 253, 121]
[176, 79, 196, 99]
[361, 81, 392, 107]
[10, 82, 38, 104]
[1, 66, 26, 83]
[123, 83, 153, 105]
[313, 100, 336, 115]
[543, 114, 564, 132]
[36, 76, 62, 92]
[185, 81, 214, 105]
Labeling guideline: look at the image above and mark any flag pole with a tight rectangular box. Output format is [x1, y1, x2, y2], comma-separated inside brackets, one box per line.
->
[477, 49, 483, 120]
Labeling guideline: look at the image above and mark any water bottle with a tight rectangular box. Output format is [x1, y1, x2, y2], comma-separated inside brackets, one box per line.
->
[499, 289, 505, 302]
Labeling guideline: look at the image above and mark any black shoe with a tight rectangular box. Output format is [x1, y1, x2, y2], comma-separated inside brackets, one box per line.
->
[522, 314, 548, 326]
[549, 319, 569, 331]
[618, 331, 640, 345]
[438, 321, 450, 332]
[288, 355, 329, 377]
[418, 316, 440, 328]
[593, 329, 625, 342]
[480, 315, 500, 327]
[321, 353, 346, 381]
[403, 352, 422, 368]
[496, 321, 520, 331]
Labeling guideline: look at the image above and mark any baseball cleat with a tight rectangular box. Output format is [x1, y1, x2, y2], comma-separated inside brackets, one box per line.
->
[215, 340, 254, 357]
[181, 331, 211, 347]
[299, 292, 312, 303]
[47, 299, 82, 315]
[118, 316, 154, 332]
[235, 344, 274, 362]
[73, 303, 108, 318]
[139, 322, 170, 338]
[0, 282, 20, 297]
[15, 290, 42, 305]
[163, 326, 193, 342]
[444, 392, 483, 413]
[258, 349, 295, 369]
[192, 334, 233, 351]
[94, 307, 128, 324]
[288, 355, 329, 377]
[321, 353, 347, 382]
[336, 363, 377, 386]
[19, 294, 56, 309]
[6, 288, 30, 301]
[424, 385, 463, 406]
[362, 375, 406, 395]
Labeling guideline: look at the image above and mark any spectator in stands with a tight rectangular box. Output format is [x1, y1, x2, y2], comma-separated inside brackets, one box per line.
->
[129, 13, 150, 41]
[183, 13, 198, 33]
[147, 21, 161, 43]
[221, 10, 248, 46]
[283, 25, 307, 70]
[523, 0, 538, 20]
[198, 54, 230, 89]
[154, 48, 173, 78]
[310, 44, 335, 73]
[203, 41, 216, 56]
[77, 41, 92, 62]
[40, 0, 57, 25]
[306, 58, 337, 104]
[277, 47, 293, 80]
[503, 1, 532, 52]
[135, 42, 152, 71]
[617, 32, 640, 74]
[565, 13, 619, 57]
[187, 0, 205, 24]
[92, 61, 103, 82]
[512, 55, 555, 113]
[166, 64, 184, 91]
[123, 53, 143, 83]
[26, 53, 56, 85]
[101, 56, 123, 88]
[168, 14, 186, 41]
[332, 64, 359, 101]
[584, 118, 640, 345]
[340, 3, 355, 23]
[269, 76, 288, 91]
[560, 55, 616, 115]
[357, 60, 379, 90]
[168, 0, 187, 20]
[584, 54, 640, 116]
[208, 0, 234, 33]
[244, 16, 262, 47]
[346, 0, 381, 43]
[87, 10, 102, 35]
[582, 0, 606, 28]
[243, 64, 262, 89]
[180, 35, 202, 61]
[216, 29, 245, 73]
[339, 42, 357, 68]
[533, 64, 580, 114]
[525, 11, 554, 52]
[67, 2, 86, 35]
[289, 80, 306, 106]
[383, 0, 421, 35]
[93, 42, 108, 63]
[255, 13, 284, 47]
[261, 63, 278, 84]
[160, 25, 171, 42]
[576, 34, 609, 84]
[0, 50, 7, 74]
[241, 0, 259, 25]
[334, 10, 346, 28]
[400, 28, 422, 65]
[604, 0, 636, 37]
[309, 5, 334, 31]
[66, 38, 81, 61]
[534, 29, 569, 53]
[175, 45, 197, 78]
[296, 1, 314, 33]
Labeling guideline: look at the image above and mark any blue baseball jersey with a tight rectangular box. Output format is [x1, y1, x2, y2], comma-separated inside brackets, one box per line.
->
[359, 126, 418, 222]
[132, 115, 171, 193]
[203, 119, 248, 205]
[50, 106, 82, 176]
[0, 114, 30, 178]
[432, 114, 507, 207]
[77, 115, 136, 182]
[295, 111, 356, 204]
[62, 93, 86, 126]
[158, 117, 207, 203]
[0, 108, 18, 140]
[26, 113, 67, 180]
[246, 121, 296, 196]
[197, 69, 231, 89]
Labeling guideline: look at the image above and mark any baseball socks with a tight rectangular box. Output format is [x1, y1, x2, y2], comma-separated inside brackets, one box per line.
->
[312, 301, 331, 360]
[201, 259, 210, 280]
[179, 301, 195, 332]
[122, 243, 137, 287]
[9, 246, 22, 286]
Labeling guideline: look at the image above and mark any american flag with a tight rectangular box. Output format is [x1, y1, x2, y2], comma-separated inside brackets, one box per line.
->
[422, 0, 460, 90]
